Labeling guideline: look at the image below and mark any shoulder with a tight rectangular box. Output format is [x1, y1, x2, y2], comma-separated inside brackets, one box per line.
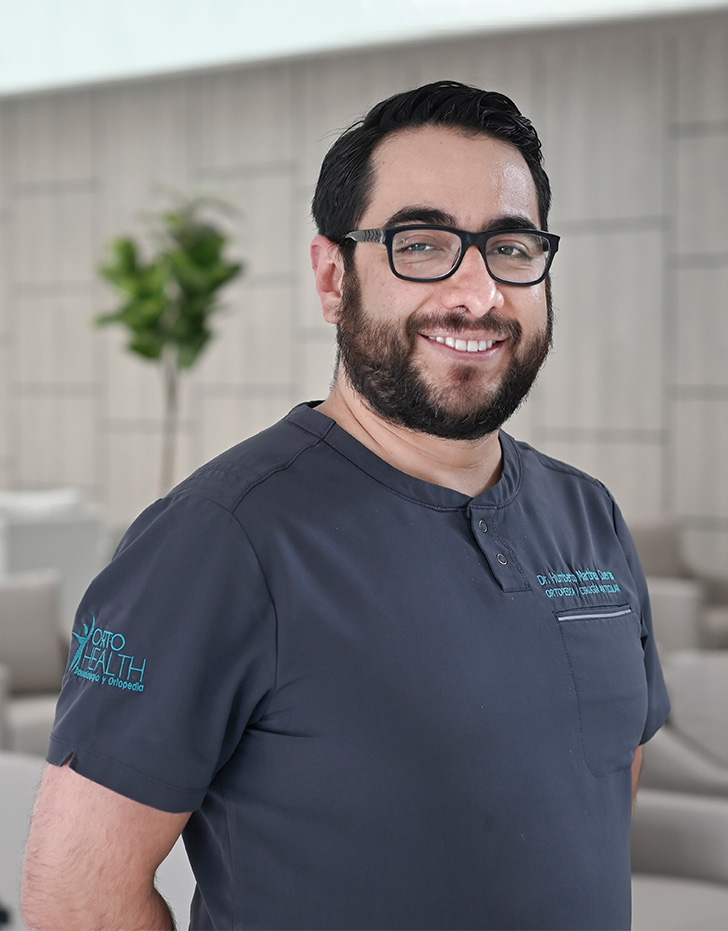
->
[507, 433, 612, 496]
[168, 403, 331, 515]
[502, 432, 620, 527]
[502, 434, 643, 580]
[112, 404, 332, 556]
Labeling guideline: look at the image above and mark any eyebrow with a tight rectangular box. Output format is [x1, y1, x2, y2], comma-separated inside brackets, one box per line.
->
[381, 206, 540, 232]
[483, 214, 539, 233]
[383, 206, 456, 227]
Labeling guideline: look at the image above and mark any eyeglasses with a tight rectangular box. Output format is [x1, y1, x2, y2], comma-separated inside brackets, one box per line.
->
[344, 225, 560, 286]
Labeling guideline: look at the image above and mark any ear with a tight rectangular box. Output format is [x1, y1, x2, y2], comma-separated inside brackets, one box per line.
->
[311, 235, 346, 324]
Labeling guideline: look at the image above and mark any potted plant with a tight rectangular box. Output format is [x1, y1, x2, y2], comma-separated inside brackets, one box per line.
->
[97, 195, 242, 494]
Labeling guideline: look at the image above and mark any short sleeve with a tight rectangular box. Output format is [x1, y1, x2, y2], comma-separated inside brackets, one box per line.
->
[611, 499, 671, 744]
[48, 492, 277, 812]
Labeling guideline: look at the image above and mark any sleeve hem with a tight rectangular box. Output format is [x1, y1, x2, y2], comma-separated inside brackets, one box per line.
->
[47, 733, 204, 813]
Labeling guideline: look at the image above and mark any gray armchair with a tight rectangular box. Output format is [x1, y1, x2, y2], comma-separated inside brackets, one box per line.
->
[641, 649, 728, 799]
[0, 493, 104, 637]
[632, 789, 728, 930]
[634, 649, 728, 928]
[0, 571, 66, 756]
[631, 521, 728, 650]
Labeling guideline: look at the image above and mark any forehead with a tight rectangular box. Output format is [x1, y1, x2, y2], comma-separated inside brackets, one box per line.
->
[364, 125, 540, 228]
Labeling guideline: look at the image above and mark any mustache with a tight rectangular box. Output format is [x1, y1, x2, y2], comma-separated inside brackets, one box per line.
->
[405, 311, 523, 342]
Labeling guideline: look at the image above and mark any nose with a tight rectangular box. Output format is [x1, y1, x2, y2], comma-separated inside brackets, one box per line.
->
[437, 242, 505, 316]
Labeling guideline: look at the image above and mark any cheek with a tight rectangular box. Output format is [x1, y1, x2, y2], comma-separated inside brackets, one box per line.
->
[513, 287, 549, 327]
[359, 268, 434, 320]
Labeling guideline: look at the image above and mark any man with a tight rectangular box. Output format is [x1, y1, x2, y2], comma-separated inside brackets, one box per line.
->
[23, 81, 669, 931]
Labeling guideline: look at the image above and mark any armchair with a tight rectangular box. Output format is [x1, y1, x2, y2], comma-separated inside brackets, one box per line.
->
[0, 488, 105, 637]
[641, 648, 728, 799]
[0, 571, 66, 756]
[632, 789, 728, 929]
[631, 521, 728, 649]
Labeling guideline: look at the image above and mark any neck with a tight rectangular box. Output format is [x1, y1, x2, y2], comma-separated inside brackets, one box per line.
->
[317, 380, 503, 498]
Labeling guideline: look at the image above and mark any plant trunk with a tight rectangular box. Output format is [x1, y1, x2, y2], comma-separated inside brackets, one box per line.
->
[160, 347, 179, 496]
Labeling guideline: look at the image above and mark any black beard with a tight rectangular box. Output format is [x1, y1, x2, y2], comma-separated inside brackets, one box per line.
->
[336, 269, 553, 441]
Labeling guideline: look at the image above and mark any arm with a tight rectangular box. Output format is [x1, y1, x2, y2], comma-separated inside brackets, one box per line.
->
[632, 744, 644, 809]
[22, 762, 191, 931]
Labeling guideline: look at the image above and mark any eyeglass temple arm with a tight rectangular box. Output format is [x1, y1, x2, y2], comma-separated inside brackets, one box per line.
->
[345, 229, 386, 244]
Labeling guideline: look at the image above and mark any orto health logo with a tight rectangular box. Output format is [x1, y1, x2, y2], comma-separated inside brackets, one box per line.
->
[70, 614, 147, 693]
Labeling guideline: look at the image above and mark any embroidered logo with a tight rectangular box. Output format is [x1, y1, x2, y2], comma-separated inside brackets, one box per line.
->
[535, 567, 622, 600]
[70, 614, 147, 693]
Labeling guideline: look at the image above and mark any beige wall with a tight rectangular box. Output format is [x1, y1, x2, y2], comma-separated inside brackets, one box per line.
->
[0, 9, 726, 575]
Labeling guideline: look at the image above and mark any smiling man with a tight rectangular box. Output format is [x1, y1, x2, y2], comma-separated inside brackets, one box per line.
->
[312, 124, 554, 494]
[23, 82, 669, 931]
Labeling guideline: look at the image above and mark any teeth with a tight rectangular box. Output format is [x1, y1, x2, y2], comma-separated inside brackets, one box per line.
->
[432, 336, 495, 353]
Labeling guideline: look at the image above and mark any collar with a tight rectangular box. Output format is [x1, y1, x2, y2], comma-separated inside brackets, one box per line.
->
[285, 401, 523, 511]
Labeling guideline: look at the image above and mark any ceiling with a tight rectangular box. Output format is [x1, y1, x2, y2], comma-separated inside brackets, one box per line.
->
[1, 0, 726, 96]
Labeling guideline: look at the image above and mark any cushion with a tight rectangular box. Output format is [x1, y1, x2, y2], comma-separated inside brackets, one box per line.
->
[630, 522, 690, 578]
[0, 487, 83, 518]
[645, 576, 703, 652]
[632, 875, 728, 930]
[663, 650, 728, 767]
[632, 789, 728, 885]
[6, 695, 60, 756]
[0, 488, 83, 518]
[703, 606, 728, 649]
[0, 571, 65, 694]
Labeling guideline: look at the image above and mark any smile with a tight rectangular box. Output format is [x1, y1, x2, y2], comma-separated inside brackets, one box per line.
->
[426, 336, 499, 353]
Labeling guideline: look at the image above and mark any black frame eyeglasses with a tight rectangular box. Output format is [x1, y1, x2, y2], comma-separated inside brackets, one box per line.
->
[344, 225, 560, 286]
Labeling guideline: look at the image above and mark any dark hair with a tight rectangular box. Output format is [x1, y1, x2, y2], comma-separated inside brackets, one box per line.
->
[312, 81, 551, 265]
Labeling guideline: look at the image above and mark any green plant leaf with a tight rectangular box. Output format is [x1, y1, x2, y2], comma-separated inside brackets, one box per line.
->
[129, 331, 165, 360]
[177, 329, 212, 368]
[95, 194, 242, 496]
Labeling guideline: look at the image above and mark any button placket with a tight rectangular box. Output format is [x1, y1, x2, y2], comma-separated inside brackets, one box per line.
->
[469, 511, 529, 593]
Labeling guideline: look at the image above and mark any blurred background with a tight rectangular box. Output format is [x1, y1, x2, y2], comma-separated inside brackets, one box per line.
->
[1, 1, 728, 927]
[0, 0, 725, 547]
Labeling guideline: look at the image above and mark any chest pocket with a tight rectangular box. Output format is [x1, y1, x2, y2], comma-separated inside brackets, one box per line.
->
[557, 605, 649, 777]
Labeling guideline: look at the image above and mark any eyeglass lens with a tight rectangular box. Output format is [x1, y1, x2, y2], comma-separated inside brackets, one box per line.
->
[391, 228, 552, 284]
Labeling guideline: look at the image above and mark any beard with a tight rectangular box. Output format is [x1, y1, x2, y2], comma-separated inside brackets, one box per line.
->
[336, 268, 553, 441]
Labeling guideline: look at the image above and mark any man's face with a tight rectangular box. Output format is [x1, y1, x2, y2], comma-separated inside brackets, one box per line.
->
[335, 125, 552, 441]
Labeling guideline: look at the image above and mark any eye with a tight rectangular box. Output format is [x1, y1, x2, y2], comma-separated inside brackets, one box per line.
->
[394, 234, 447, 255]
[404, 241, 436, 253]
[391, 229, 460, 266]
[493, 243, 526, 257]
[486, 235, 542, 263]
